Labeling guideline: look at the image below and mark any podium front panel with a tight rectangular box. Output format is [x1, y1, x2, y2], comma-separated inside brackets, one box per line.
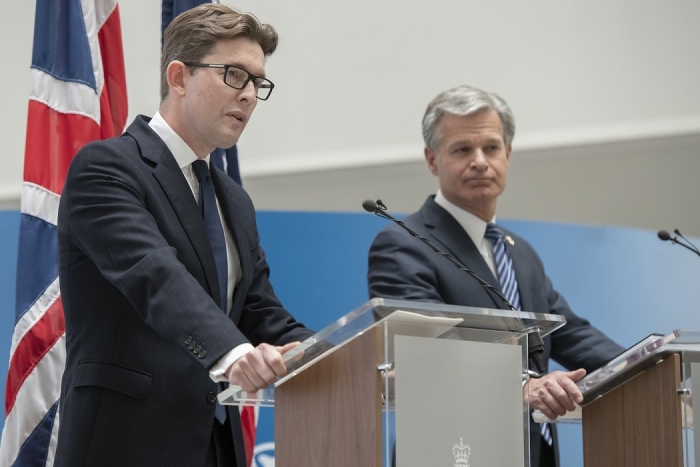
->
[394, 336, 525, 466]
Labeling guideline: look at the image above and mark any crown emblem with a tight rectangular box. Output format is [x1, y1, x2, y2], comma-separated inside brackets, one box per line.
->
[453, 437, 471, 466]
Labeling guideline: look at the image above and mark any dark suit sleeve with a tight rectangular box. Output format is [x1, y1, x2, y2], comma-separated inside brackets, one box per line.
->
[368, 225, 447, 303]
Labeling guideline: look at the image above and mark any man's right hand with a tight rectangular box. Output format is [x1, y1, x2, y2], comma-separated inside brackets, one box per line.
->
[527, 368, 586, 421]
[225, 342, 299, 392]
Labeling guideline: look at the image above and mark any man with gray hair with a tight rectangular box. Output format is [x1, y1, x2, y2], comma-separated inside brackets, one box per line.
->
[368, 85, 623, 467]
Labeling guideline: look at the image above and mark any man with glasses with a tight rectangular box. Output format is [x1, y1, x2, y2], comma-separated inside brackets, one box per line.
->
[55, 5, 312, 467]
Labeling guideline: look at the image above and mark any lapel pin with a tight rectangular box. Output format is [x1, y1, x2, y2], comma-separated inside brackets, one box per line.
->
[505, 235, 515, 246]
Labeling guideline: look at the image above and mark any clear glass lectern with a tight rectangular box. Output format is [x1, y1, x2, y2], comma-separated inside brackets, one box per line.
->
[219, 298, 566, 467]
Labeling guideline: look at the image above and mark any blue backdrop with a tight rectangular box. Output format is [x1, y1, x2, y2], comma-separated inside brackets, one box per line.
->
[1, 209, 699, 467]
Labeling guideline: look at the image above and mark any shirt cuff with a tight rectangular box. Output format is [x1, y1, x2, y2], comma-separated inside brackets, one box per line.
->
[209, 343, 254, 383]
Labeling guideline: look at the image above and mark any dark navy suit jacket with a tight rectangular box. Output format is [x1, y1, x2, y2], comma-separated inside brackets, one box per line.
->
[368, 195, 623, 467]
[55, 115, 312, 467]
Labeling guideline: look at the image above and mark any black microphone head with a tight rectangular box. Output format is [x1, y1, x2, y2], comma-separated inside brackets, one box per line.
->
[362, 199, 378, 213]
[658, 230, 672, 241]
[674, 229, 681, 235]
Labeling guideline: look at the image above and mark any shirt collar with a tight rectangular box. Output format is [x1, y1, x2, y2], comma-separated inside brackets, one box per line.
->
[434, 190, 496, 245]
[148, 111, 209, 168]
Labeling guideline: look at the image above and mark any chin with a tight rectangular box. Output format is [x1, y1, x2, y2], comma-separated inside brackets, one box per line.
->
[217, 136, 240, 150]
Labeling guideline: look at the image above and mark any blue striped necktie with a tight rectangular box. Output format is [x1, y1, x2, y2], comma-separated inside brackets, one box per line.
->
[484, 224, 552, 446]
[192, 159, 228, 424]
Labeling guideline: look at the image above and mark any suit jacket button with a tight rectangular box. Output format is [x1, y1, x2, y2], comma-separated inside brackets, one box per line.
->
[188, 342, 196, 350]
[185, 336, 193, 345]
[198, 350, 207, 358]
[207, 392, 217, 403]
[194, 345, 202, 353]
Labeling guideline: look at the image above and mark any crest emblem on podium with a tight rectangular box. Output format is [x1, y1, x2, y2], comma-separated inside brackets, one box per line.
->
[453, 437, 471, 466]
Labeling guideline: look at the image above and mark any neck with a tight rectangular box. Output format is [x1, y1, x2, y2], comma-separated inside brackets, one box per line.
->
[440, 195, 496, 223]
[159, 104, 211, 159]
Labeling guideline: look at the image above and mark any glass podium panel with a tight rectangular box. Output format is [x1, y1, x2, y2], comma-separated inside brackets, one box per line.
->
[219, 298, 566, 467]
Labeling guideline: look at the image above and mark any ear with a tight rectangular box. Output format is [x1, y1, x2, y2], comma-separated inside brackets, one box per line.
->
[166, 61, 188, 98]
[505, 143, 512, 161]
[424, 147, 439, 176]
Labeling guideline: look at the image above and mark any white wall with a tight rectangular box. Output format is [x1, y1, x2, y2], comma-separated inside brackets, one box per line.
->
[2, 1, 699, 233]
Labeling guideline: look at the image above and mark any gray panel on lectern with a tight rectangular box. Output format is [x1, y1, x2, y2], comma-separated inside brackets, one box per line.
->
[395, 335, 524, 466]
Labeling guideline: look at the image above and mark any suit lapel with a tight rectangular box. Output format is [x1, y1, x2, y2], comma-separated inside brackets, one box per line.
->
[126, 117, 222, 304]
[420, 198, 505, 310]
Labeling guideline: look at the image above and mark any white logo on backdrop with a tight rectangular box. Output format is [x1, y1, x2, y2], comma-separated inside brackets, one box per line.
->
[453, 437, 471, 467]
[253, 442, 275, 467]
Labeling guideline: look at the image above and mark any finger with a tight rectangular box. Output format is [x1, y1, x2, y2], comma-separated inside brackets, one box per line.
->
[238, 351, 275, 389]
[544, 374, 580, 412]
[228, 361, 262, 392]
[558, 374, 584, 404]
[277, 341, 300, 354]
[278, 341, 305, 364]
[566, 368, 587, 382]
[259, 344, 289, 378]
[531, 385, 566, 420]
[542, 392, 568, 419]
[550, 386, 578, 412]
[248, 346, 283, 383]
[529, 375, 571, 417]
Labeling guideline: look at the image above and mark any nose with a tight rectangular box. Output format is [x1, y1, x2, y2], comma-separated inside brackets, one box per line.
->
[470, 149, 488, 171]
[238, 80, 257, 101]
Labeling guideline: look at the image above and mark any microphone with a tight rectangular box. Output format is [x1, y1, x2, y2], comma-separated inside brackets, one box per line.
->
[363, 199, 547, 376]
[657, 230, 673, 242]
[657, 229, 700, 257]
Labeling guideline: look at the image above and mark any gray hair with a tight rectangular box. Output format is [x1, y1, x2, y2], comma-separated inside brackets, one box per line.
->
[422, 85, 515, 152]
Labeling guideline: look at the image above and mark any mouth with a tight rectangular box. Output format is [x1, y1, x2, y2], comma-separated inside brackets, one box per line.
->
[466, 178, 491, 184]
[227, 110, 246, 124]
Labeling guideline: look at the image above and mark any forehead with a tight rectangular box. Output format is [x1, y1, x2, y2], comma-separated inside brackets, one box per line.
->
[205, 36, 266, 74]
[438, 110, 504, 143]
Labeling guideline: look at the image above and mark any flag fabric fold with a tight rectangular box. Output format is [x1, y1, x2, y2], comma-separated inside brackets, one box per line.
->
[0, 1, 127, 466]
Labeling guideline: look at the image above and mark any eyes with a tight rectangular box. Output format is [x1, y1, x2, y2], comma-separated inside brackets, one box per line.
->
[225, 68, 267, 89]
[453, 145, 502, 155]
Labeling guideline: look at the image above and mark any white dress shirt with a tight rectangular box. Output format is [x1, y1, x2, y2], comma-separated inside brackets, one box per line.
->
[433, 190, 499, 278]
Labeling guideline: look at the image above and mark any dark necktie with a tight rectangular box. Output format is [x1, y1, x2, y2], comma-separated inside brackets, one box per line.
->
[192, 159, 228, 424]
[192, 160, 228, 313]
[484, 224, 552, 446]
[484, 224, 521, 310]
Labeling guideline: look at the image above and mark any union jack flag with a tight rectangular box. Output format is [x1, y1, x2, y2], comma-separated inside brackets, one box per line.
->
[0, 1, 127, 465]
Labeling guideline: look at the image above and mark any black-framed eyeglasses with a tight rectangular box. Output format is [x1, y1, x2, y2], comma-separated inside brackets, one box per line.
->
[182, 62, 275, 101]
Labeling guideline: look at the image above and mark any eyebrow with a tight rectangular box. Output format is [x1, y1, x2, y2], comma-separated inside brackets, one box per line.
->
[448, 137, 503, 148]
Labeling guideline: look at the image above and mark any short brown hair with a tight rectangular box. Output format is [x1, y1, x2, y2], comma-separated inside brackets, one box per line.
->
[160, 4, 278, 101]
